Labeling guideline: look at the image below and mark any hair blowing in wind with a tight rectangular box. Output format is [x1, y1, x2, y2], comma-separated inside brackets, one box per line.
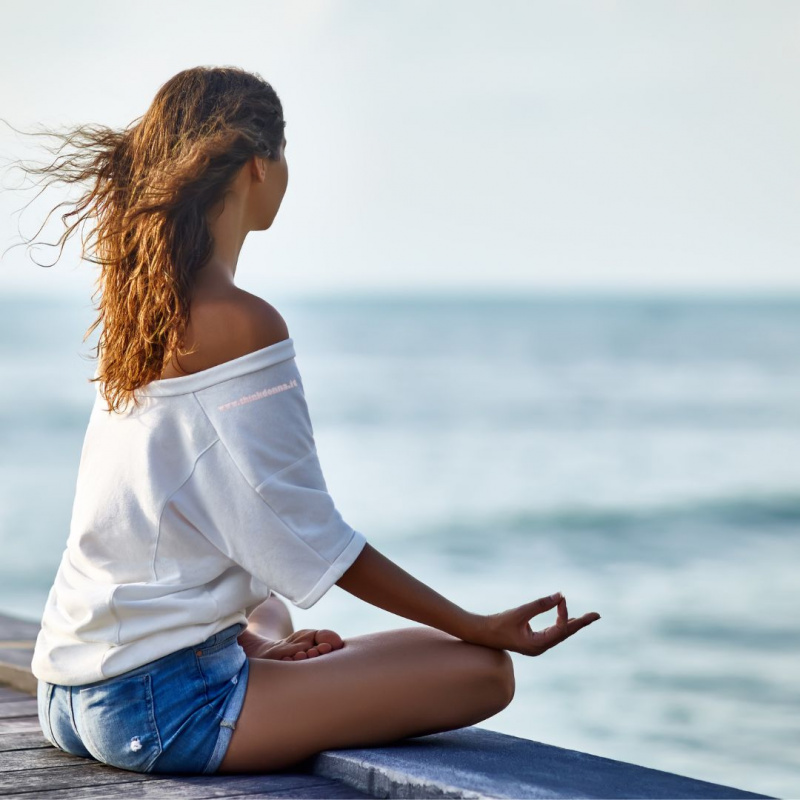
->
[1, 66, 286, 414]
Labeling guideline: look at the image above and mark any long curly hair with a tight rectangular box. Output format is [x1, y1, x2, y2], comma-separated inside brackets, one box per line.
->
[2, 65, 286, 414]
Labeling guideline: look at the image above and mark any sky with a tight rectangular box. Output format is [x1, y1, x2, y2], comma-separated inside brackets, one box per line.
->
[1, 0, 799, 301]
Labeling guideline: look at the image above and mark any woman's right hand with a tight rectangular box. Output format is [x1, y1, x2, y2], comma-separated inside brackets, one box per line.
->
[464, 592, 600, 656]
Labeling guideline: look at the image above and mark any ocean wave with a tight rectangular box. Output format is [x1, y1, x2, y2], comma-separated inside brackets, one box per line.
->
[411, 492, 800, 571]
[500, 494, 800, 532]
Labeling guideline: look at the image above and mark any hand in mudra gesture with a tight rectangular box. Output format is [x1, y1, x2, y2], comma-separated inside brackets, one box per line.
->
[472, 592, 600, 656]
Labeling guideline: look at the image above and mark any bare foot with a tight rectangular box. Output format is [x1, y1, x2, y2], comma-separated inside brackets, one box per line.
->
[273, 628, 345, 661]
[238, 594, 344, 661]
[239, 627, 344, 661]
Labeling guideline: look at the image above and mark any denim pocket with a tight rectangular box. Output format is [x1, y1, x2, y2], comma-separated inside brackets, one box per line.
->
[78, 673, 163, 773]
[194, 638, 246, 705]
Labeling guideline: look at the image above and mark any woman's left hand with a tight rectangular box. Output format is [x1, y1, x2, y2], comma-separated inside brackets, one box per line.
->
[238, 627, 344, 661]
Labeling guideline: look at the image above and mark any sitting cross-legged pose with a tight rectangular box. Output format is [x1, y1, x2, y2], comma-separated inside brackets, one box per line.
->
[11, 66, 600, 775]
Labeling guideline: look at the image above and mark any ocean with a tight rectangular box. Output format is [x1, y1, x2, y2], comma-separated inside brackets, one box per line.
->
[0, 292, 798, 797]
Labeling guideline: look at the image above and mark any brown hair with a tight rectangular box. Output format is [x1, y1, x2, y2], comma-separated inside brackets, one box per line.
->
[2, 65, 286, 414]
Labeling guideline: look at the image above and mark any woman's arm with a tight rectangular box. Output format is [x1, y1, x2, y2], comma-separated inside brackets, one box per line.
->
[336, 542, 601, 655]
[335, 542, 482, 640]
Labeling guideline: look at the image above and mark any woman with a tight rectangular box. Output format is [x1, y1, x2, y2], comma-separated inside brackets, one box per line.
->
[8, 66, 600, 775]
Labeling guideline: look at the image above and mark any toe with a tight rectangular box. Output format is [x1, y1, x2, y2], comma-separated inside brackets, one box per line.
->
[314, 629, 344, 649]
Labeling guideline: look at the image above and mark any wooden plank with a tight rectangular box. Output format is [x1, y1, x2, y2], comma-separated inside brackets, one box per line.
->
[0, 717, 42, 734]
[0, 648, 35, 669]
[0, 731, 50, 753]
[0, 779, 152, 799]
[0, 763, 160, 794]
[244, 784, 373, 799]
[0, 616, 40, 696]
[0, 700, 37, 719]
[0, 688, 28, 703]
[0, 747, 87, 773]
[152, 774, 373, 798]
[0, 664, 37, 697]
[0, 773, 372, 799]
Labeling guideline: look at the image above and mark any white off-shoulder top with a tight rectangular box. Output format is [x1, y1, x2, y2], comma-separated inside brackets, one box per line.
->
[32, 337, 367, 685]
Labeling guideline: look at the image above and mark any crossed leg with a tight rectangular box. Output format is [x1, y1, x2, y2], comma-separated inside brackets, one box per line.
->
[218, 623, 515, 773]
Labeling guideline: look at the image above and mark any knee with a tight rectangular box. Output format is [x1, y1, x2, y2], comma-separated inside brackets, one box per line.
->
[410, 626, 515, 708]
[488, 648, 515, 709]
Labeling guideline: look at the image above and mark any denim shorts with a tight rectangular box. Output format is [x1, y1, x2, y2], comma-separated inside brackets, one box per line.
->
[37, 622, 250, 774]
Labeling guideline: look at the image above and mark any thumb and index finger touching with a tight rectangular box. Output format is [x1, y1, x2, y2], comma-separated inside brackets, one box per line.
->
[517, 591, 601, 631]
[517, 591, 565, 619]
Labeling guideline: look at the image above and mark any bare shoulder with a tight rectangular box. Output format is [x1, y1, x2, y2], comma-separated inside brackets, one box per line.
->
[161, 289, 289, 379]
[230, 290, 290, 352]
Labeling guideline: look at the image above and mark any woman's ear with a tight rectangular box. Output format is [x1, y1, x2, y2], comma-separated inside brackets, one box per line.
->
[250, 154, 267, 182]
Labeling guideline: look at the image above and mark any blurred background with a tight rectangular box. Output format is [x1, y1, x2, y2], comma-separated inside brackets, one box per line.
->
[1, 2, 798, 796]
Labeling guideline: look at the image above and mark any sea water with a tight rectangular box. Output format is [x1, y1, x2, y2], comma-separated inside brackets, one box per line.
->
[0, 292, 797, 797]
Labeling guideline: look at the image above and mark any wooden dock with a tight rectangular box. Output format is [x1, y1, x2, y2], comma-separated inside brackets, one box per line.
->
[0, 613, 776, 799]
[0, 614, 369, 797]
[0, 682, 368, 796]
[0, 682, 367, 798]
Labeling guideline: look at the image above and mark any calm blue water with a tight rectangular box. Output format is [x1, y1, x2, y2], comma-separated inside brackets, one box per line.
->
[1, 292, 798, 797]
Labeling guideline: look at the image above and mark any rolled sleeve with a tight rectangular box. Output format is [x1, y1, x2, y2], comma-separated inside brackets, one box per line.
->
[251, 447, 368, 608]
